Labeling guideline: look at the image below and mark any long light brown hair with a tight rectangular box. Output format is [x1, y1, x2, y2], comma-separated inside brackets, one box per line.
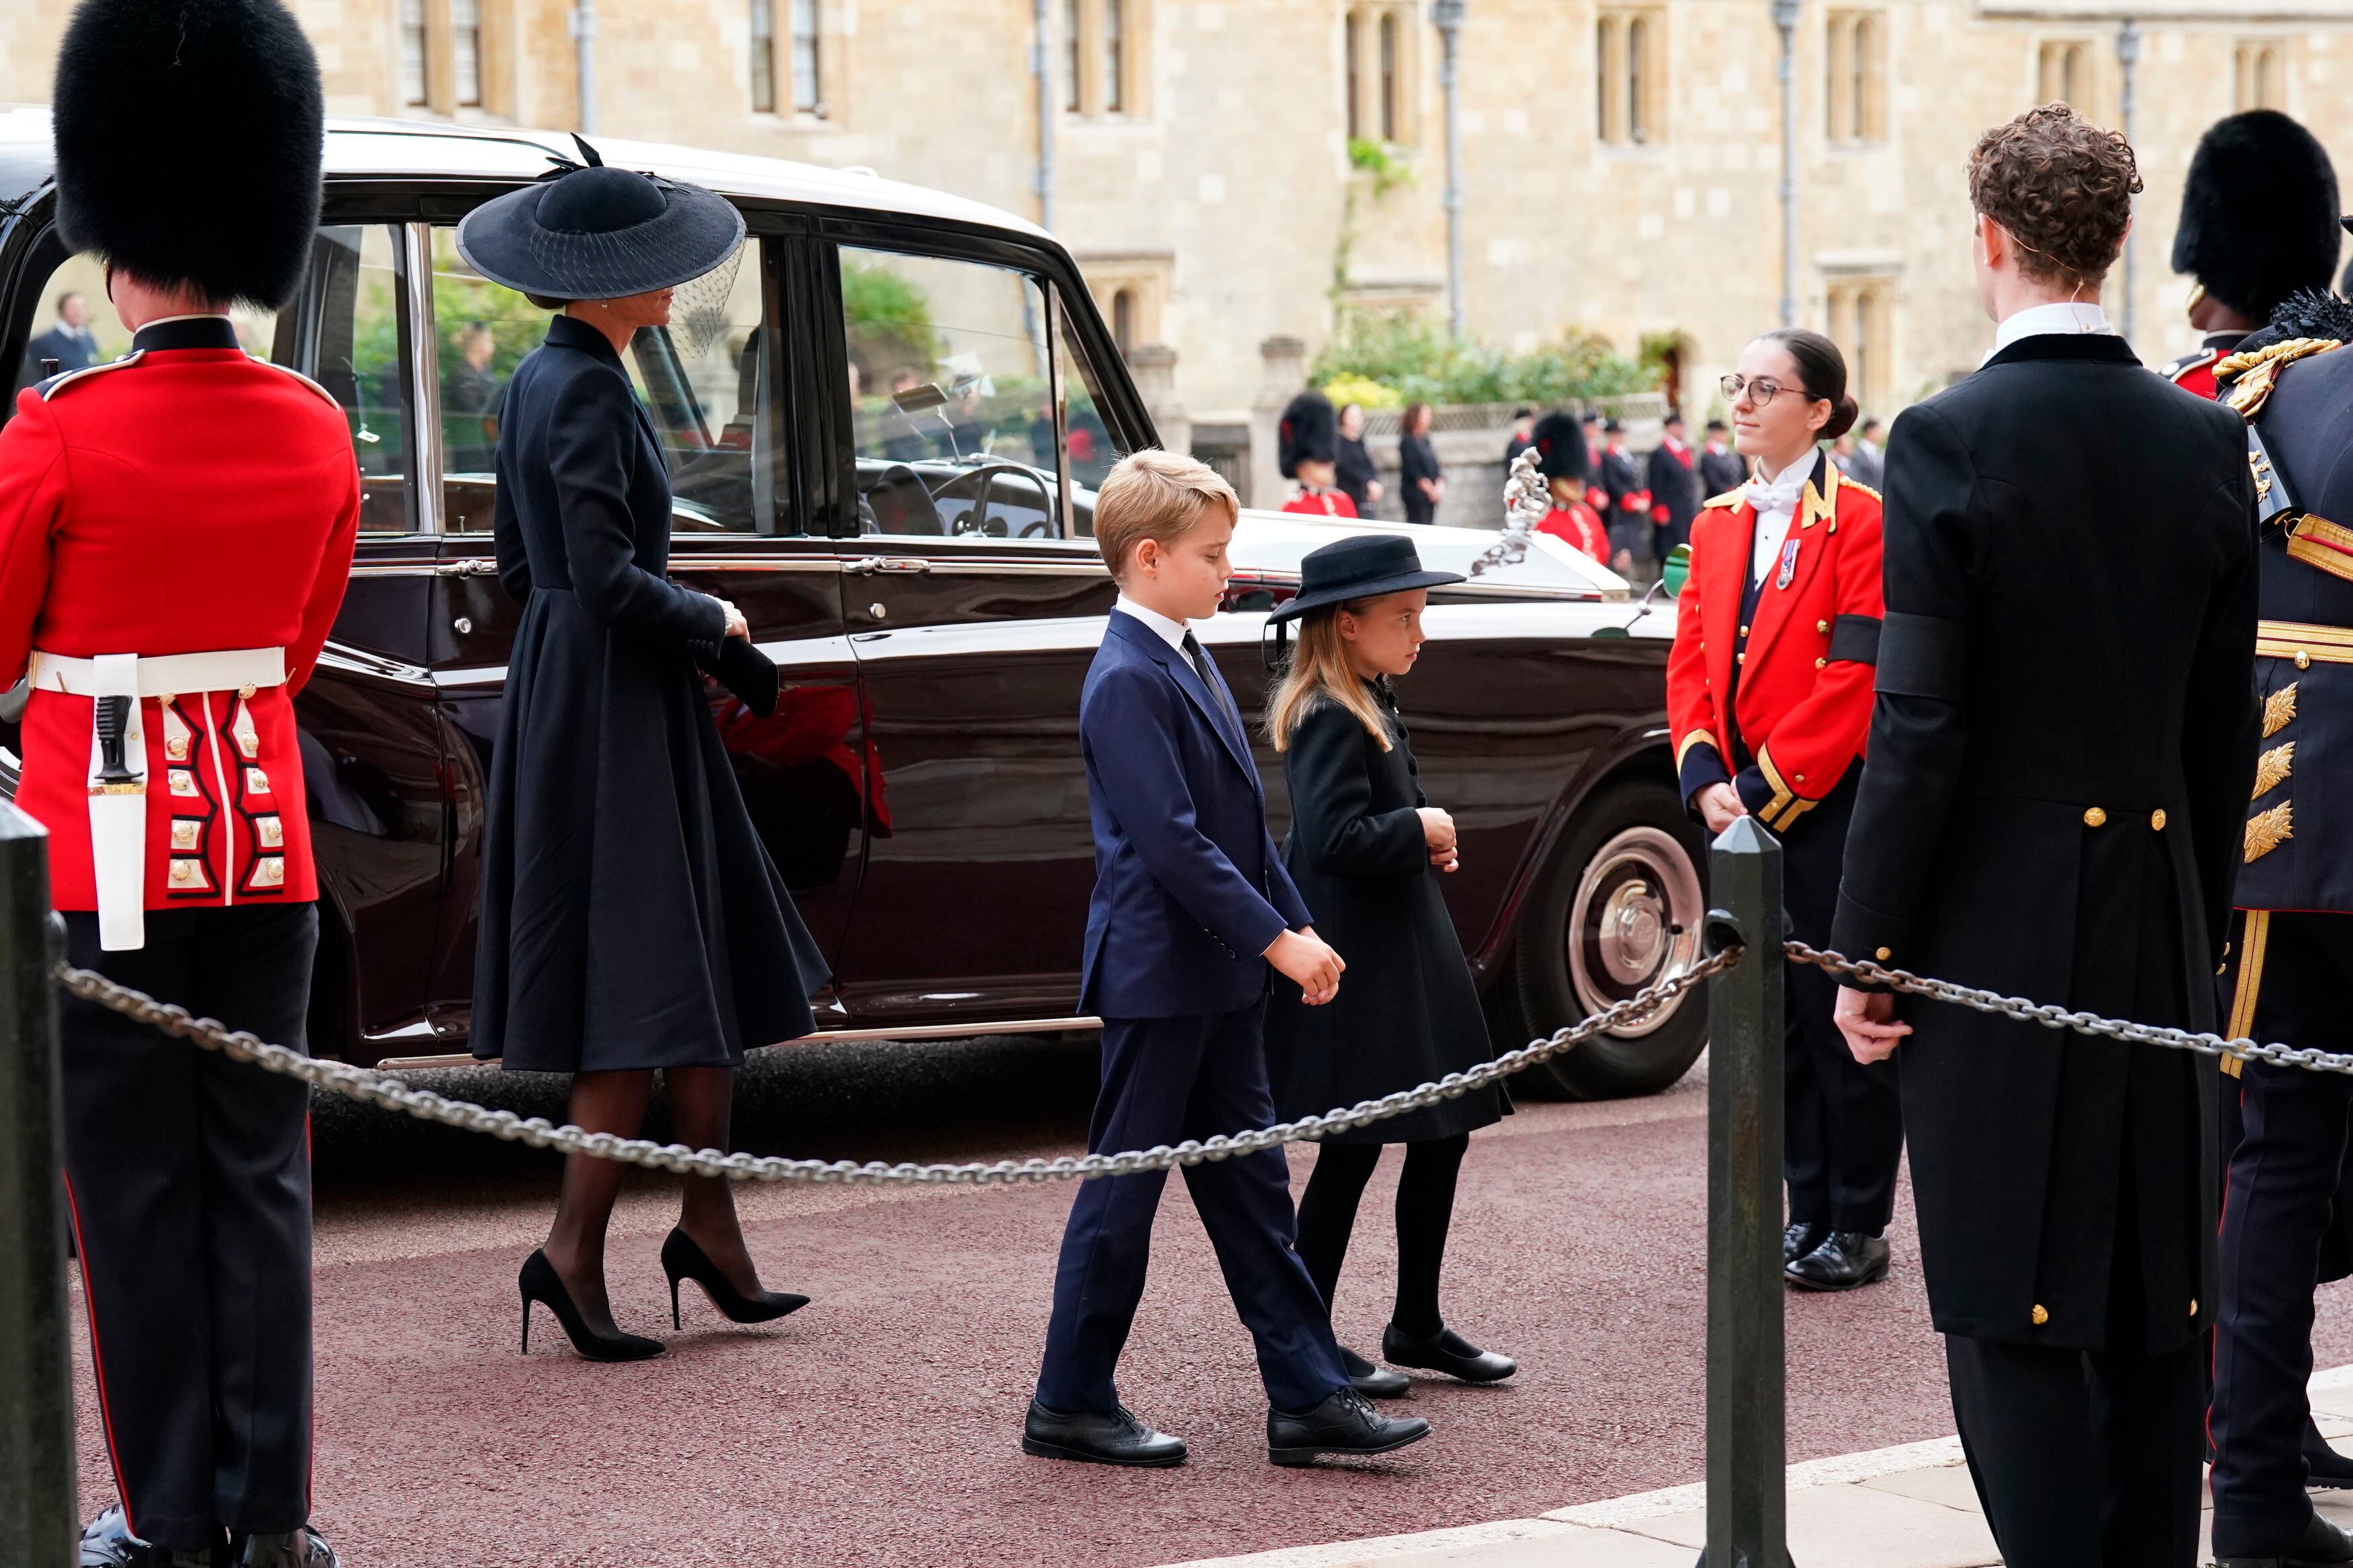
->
[1266, 602, 1394, 753]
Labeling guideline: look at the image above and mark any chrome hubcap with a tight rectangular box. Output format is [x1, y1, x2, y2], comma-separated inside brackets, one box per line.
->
[1566, 826, 1704, 1040]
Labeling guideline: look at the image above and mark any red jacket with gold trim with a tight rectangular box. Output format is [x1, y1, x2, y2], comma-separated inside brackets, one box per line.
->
[1280, 487, 1359, 518]
[1536, 499, 1607, 562]
[0, 318, 360, 912]
[1666, 457, 1884, 832]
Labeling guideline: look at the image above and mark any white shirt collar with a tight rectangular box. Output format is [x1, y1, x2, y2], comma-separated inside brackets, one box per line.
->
[1744, 455, 1817, 587]
[1984, 301, 2113, 366]
[1113, 593, 1194, 654]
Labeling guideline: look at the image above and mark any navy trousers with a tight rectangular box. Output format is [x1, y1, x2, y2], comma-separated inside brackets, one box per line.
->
[60, 904, 318, 1551]
[2212, 911, 2353, 1550]
[1036, 1003, 1349, 1414]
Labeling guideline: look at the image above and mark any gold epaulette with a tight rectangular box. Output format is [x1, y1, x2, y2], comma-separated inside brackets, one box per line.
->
[2221, 337, 2344, 419]
[1701, 489, 1743, 509]
[1838, 476, 1882, 504]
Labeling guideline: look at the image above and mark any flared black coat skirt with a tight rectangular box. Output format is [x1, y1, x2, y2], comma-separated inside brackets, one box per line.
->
[1265, 685, 1507, 1145]
[471, 316, 827, 1073]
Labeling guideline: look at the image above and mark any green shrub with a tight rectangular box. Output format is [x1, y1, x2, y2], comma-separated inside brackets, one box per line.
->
[1310, 309, 1652, 407]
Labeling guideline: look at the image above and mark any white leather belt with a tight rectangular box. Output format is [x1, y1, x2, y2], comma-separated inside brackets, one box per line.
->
[29, 647, 287, 952]
[31, 647, 286, 698]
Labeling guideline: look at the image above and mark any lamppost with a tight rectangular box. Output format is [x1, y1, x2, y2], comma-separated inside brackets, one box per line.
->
[1773, 0, 1800, 329]
[1033, 0, 1058, 234]
[571, 1, 597, 132]
[1433, 0, 1467, 338]
[2116, 17, 2141, 343]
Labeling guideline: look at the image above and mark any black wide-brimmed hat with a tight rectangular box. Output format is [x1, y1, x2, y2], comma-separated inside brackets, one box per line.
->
[52, 0, 325, 310]
[456, 153, 746, 302]
[2173, 110, 2340, 320]
[1269, 534, 1464, 624]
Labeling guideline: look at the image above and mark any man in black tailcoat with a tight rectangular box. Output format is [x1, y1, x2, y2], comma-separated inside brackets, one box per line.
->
[1831, 106, 2260, 1567]
[2208, 286, 2353, 1567]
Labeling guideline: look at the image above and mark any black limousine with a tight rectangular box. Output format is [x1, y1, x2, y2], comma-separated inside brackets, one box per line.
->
[0, 110, 1701, 1098]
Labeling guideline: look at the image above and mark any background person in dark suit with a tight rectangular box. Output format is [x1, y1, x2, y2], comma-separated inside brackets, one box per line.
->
[1833, 106, 2260, 1568]
[1698, 417, 1746, 498]
[1596, 417, 1649, 575]
[1334, 400, 1382, 514]
[1025, 451, 1429, 1471]
[1398, 401, 1442, 523]
[1646, 409, 1700, 557]
[20, 288, 96, 384]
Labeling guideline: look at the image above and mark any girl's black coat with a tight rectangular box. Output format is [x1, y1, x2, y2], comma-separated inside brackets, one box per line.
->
[471, 315, 828, 1071]
[1265, 683, 1507, 1143]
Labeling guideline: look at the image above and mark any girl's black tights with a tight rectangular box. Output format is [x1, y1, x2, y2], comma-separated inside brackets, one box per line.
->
[1292, 1133, 1469, 1338]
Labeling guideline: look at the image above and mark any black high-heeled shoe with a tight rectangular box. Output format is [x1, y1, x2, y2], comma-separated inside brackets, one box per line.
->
[661, 1227, 809, 1328]
[518, 1249, 664, 1362]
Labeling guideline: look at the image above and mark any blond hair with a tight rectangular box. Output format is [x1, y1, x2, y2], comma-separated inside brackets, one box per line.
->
[1094, 448, 1240, 578]
[1266, 604, 1394, 753]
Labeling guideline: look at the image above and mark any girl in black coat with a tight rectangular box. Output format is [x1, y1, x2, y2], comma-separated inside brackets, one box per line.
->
[457, 165, 829, 1362]
[1263, 535, 1516, 1393]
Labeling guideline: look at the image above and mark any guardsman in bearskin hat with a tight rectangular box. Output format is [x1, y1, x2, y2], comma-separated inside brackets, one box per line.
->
[1526, 411, 1607, 562]
[1277, 390, 1359, 518]
[2208, 284, 2353, 1568]
[0, 1, 360, 1563]
[2163, 110, 2341, 398]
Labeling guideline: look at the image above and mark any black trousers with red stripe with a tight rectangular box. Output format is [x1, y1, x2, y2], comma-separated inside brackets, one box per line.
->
[60, 903, 317, 1552]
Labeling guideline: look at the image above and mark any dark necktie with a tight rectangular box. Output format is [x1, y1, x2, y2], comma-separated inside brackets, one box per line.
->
[1182, 630, 1242, 735]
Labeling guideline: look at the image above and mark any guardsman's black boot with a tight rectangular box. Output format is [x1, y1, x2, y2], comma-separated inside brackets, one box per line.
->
[2215, 1508, 2353, 1567]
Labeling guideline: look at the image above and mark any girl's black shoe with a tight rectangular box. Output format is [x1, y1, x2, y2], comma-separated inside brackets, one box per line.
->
[518, 1249, 664, 1362]
[660, 1227, 810, 1327]
[1381, 1323, 1517, 1384]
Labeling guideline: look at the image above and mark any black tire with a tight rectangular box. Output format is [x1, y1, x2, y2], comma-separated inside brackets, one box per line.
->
[1507, 777, 1710, 1100]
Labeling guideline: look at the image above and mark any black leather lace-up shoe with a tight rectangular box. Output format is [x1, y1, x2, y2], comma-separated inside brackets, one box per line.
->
[1785, 1229, 1892, 1292]
[1021, 1399, 1188, 1466]
[1267, 1387, 1431, 1466]
[1341, 1344, 1410, 1399]
[80, 1508, 225, 1568]
[2212, 1507, 2353, 1567]
[1784, 1220, 1827, 1267]
[229, 1527, 338, 1568]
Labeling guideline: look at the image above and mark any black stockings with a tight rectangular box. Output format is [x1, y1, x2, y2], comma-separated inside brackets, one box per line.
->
[1293, 1134, 1469, 1338]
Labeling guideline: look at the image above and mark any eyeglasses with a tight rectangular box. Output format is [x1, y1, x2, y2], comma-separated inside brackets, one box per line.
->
[1720, 374, 1823, 409]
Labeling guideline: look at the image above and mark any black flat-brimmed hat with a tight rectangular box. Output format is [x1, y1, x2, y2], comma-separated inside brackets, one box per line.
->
[456, 154, 745, 302]
[1269, 534, 1464, 624]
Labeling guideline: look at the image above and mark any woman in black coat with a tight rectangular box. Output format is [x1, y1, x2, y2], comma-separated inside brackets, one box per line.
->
[457, 164, 829, 1362]
[1397, 401, 1443, 524]
[1263, 536, 1515, 1395]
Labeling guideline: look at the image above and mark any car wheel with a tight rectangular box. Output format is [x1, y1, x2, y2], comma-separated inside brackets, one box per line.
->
[1509, 778, 1710, 1100]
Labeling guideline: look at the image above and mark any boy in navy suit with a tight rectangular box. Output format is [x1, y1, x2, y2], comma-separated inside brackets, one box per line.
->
[1024, 451, 1433, 1468]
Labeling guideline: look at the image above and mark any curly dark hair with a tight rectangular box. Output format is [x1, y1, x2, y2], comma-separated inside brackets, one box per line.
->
[1966, 104, 2143, 289]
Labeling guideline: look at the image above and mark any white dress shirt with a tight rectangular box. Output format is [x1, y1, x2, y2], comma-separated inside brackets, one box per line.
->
[1983, 301, 2113, 366]
[1113, 593, 1195, 654]
[1744, 458, 1813, 587]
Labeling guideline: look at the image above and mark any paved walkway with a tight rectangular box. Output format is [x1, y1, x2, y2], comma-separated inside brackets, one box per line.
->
[1159, 1367, 2353, 1567]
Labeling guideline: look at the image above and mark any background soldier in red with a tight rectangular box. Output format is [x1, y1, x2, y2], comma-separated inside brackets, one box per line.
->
[0, 1, 361, 1562]
[2163, 111, 2340, 397]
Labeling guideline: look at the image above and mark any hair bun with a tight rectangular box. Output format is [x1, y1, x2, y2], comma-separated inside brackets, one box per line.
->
[1823, 395, 1860, 442]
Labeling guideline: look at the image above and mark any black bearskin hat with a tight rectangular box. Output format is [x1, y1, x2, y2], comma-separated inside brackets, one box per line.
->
[52, 0, 325, 311]
[2173, 110, 2340, 323]
[1531, 411, 1589, 481]
[1277, 391, 1339, 479]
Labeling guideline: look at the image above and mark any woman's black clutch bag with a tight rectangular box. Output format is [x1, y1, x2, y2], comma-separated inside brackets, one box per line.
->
[696, 637, 781, 718]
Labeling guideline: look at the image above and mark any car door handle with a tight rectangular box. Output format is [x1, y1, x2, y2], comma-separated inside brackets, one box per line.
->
[842, 556, 932, 576]
[435, 558, 500, 577]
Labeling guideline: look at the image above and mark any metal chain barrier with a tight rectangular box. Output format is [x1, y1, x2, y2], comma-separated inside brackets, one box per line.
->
[51, 946, 1740, 1186]
[1784, 939, 2353, 1077]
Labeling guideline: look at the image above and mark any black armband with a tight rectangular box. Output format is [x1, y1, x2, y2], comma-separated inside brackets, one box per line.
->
[1827, 614, 1881, 666]
[1874, 612, 1966, 702]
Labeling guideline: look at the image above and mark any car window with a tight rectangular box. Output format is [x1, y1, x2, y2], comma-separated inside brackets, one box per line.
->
[281, 224, 417, 534]
[1053, 300, 1128, 539]
[837, 245, 1066, 539]
[434, 227, 791, 535]
[9, 240, 280, 404]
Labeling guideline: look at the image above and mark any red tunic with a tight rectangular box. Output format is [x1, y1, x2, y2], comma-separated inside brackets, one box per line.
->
[1281, 488, 1359, 518]
[0, 323, 360, 913]
[1536, 500, 1608, 563]
[2162, 347, 2221, 400]
[1665, 460, 1883, 829]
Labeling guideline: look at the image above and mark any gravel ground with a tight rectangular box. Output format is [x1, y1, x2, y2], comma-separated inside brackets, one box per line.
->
[61, 1038, 2353, 1567]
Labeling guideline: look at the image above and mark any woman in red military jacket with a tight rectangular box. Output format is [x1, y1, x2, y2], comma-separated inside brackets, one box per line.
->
[1667, 328, 1900, 1292]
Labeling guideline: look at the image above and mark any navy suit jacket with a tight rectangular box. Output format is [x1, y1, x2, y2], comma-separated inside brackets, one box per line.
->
[1078, 610, 1312, 1018]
